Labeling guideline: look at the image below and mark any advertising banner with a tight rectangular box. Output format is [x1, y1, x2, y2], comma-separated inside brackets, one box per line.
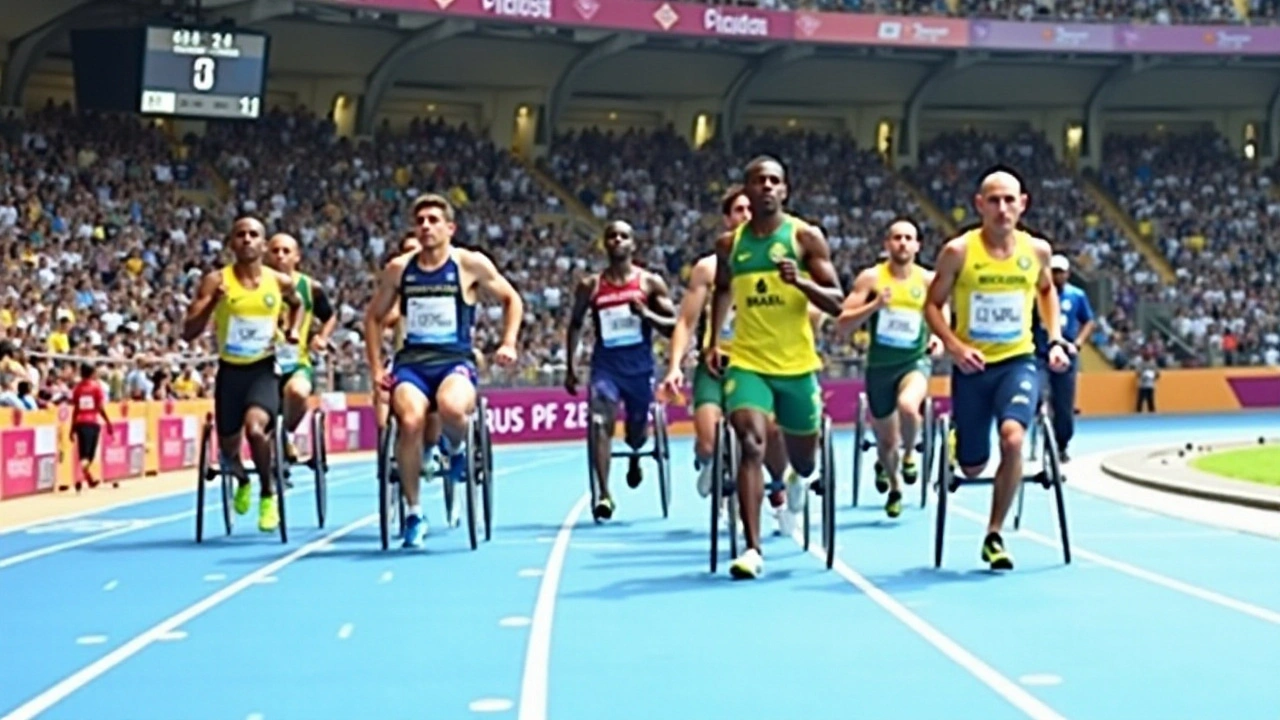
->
[970, 20, 1114, 52]
[789, 11, 968, 47]
[0, 427, 57, 499]
[100, 423, 132, 482]
[156, 415, 199, 473]
[341, 0, 792, 40]
[1115, 24, 1280, 54]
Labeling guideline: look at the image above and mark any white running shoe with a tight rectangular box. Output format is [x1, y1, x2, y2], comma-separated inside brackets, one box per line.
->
[696, 461, 714, 498]
[729, 548, 763, 579]
[785, 470, 806, 513]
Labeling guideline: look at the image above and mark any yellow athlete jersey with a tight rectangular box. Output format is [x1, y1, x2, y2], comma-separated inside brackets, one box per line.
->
[727, 215, 822, 375]
[866, 262, 929, 368]
[213, 266, 283, 365]
[951, 229, 1040, 364]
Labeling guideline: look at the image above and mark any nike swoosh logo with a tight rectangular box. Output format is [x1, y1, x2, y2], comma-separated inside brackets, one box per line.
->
[736, 253, 750, 261]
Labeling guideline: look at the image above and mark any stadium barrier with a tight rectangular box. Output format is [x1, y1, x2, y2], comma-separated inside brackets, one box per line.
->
[1, 368, 1276, 501]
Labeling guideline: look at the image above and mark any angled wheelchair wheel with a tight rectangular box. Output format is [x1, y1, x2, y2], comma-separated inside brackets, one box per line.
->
[933, 413, 951, 569]
[312, 410, 328, 529]
[821, 415, 837, 569]
[377, 418, 399, 551]
[851, 391, 867, 507]
[442, 445, 458, 528]
[464, 411, 482, 551]
[655, 404, 671, 519]
[920, 397, 935, 509]
[196, 414, 215, 542]
[272, 421, 289, 544]
[1040, 411, 1072, 564]
[478, 396, 494, 542]
[586, 409, 601, 521]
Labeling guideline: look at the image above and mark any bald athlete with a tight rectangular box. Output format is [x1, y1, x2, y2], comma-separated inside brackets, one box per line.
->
[924, 166, 1070, 570]
[836, 217, 944, 519]
[265, 233, 338, 461]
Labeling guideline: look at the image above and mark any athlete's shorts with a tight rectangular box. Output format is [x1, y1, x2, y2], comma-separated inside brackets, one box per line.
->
[590, 366, 654, 432]
[949, 354, 1039, 468]
[864, 357, 931, 420]
[724, 366, 822, 435]
[691, 360, 724, 410]
[72, 423, 101, 462]
[392, 360, 477, 411]
[215, 357, 281, 438]
[279, 366, 314, 394]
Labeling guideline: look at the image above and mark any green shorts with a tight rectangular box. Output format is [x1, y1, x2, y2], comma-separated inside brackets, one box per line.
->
[724, 366, 822, 435]
[692, 361, 724, 410]
[864, 358, 930, 420]
[279, 365, 315, 393]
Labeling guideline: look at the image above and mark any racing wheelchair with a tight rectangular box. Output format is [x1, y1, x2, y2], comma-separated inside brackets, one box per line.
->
[849, 391, 937, 510]
[585, 401, 672, 521]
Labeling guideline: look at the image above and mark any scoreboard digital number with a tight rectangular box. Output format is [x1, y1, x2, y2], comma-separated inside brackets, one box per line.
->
[139, 27, 268, 120]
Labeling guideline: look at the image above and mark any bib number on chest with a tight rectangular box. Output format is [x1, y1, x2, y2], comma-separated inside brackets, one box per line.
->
[875, 307, 922, 349]
[225, 316, 275, 359]
[406, 296, 458, 345]
[599, 304, 643, 348]
[969, 291, 1024, 343]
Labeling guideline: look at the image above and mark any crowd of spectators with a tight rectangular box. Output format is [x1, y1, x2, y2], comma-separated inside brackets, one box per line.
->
[3, 100, 1278, 411]
[698, 0, 1251, 24]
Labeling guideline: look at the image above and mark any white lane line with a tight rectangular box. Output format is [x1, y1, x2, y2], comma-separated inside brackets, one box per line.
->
[254, 576, 279, 585]
[203, 573, 227, 582]
[75, 636, 107, 646]
[378, 571, 394, 584]
[337, 623, 354, 640]
[516, 493, 590, 720]
[951, 505, 1280, 626]
[102, 580, 118, 592]
[796, 533, 1070, 720]
[517, 568, 543, 578]
[0, 514, 375, 720]
[157, 630, 187, 642]
[0, 472, 367, 570]
[471, 698, 514, 713]
[1020, 674, 1062, 687]
[499, 616, 532, 628]
[0, 455, 383, 536]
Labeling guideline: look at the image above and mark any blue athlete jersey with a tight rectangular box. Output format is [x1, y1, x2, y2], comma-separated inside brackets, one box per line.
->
[590, 270, 655, 378]
[395, 249, 476, 366]
[1034, 282, 1094, 356]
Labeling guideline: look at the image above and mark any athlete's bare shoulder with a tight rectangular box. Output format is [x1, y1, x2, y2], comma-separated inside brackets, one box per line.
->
[1027, 235, 1054, 263]
[714, 228, 735, 252]
[690, 254, 717, 285]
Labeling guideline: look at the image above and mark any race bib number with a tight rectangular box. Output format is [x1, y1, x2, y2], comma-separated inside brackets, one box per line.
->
[224, 316, 275, 358]
[875, 307, 921, 349]
[77, 396, 95, 411]
[276, 342, 302, 370]
[598, 304, 643, 348]
[405, 296, 458, 345]
[969, 291, 1024, 343]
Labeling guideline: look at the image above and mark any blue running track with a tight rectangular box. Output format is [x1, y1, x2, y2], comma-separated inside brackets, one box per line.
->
[2, 413, 1279, 720]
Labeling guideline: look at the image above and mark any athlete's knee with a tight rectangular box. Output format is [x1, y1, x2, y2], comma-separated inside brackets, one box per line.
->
[896, 395, 923, 421]
[734, 419, 767, 464]
[243, 412, 271, 445]
[284, 377, 311, 403]
[998, 420, 1025, 456]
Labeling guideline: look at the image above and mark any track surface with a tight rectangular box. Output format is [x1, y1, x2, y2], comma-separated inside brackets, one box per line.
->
[3, 413, 1279, 720]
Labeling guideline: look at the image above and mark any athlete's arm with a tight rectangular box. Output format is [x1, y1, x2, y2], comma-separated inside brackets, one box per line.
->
[924, 240, 968, 353]
[791, 224, 844, 316]
[564, 276, 596, 387]
[1074, 287, 1096, 348]
[835, 268, 883, 332]
[364, 257, 407, 377]
[1031, 239, 1063, 345]
[464, 250, 524, 355]
[922, 268, 948, 351]
[181, 270, 223, 342]
[275, 270, 306, 343]
[667, 256, 714, 374]
[639, 271, 677, 338]
[808, 304, 828, 336]
[708, 231, 735, 369]
[311, 284, 338, 349]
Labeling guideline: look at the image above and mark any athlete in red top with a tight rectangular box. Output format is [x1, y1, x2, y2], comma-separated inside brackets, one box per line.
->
[69, 363, 114, 491]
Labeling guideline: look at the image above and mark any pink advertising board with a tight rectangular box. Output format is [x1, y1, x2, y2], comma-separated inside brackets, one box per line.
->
[100, 423, 132, 482]
[0, 427, 57, 500]
[157, 416, 195, 472]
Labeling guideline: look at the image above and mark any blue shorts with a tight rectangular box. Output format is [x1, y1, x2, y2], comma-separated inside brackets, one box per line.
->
[590, 367, 654, 432]
[950, 354, 1039, 468]
[392, 360, 477, 410]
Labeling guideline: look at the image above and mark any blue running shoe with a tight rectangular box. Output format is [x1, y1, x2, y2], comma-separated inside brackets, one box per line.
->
[440, 436, 468, 484]
[402, 514, 428, 549]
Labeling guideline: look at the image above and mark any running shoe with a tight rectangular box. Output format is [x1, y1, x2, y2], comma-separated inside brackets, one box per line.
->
[885, 489, 903, 519]
[729, 548, 763, 580]
[874, 461, 890, 493]
[402, 514, 428, 548]
[902, 455, 918, 485]
[234, 482, 252, 515]
[982, 532, 1014, 570]
[258, 495, 279, 532]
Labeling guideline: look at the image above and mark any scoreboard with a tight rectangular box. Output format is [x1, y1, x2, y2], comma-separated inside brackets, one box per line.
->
[139, 27, 269, 120]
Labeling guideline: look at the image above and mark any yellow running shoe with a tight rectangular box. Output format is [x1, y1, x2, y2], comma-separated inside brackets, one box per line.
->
[258, 495, 280, 532]
[233, 482, 252, 515]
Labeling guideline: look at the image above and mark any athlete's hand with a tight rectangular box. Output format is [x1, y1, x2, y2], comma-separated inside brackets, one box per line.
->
[658, 369, 685, 404]
[705, 343, 725, 377]
[309, 335, 330, 354]
[284, 328, 300, 345]
[927, 335, 944, 358]
[372, 367, 392, 392]
[776, 258, 800, 286]
[872, 287, 890, 308]
[495, 343, 518, 367]
[564, 368, 580, 396]
[948, 341, 986, 374]
[1048, 344, 1071, 373]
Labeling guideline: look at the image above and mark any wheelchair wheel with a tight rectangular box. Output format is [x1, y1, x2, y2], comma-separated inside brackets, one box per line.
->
[919, 397, 935, 509]
[272, 422, 289, 544]
[586, 409, 601, 521]
[654, 404, 671, 519]
[933, 413, 951, 568]
[442, 444, 458, 528]
[478, 396, 494, 541]
[312, 410, 328, 529]
[464, 411, 481, 551]
[195, 415, 215, 542]
[821, 415, 836, 569]
[1040, 411, 1072, 564]
[709, 417, 739, 574]
[851, 391, 867, 508]
[378, 418, 399, 551]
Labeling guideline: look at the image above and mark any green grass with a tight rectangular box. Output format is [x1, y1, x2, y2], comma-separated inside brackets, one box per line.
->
[1190, 445, 1280, 487]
